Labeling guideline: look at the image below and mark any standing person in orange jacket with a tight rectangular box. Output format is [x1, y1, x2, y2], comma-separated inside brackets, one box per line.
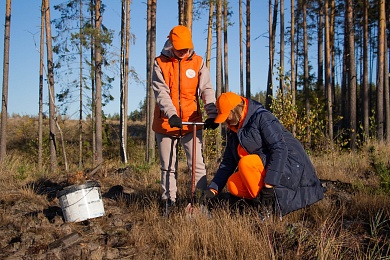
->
[203, 92, 324, 218]
[152, 25, 219, 216]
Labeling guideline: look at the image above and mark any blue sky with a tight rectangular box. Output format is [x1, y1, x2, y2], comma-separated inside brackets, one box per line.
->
[0, 1, 275, 118]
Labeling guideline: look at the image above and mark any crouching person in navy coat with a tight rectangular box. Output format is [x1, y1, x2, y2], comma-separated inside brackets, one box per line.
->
[203, 92, 324, 218]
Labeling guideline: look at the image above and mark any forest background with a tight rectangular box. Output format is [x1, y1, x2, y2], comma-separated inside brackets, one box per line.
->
[0, 0, 389, 173]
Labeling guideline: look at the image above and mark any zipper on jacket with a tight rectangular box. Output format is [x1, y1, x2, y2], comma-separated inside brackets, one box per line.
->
[178, 59, 182, 136]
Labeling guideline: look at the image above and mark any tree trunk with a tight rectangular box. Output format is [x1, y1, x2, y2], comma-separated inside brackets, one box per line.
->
[384, 31, 389, 140]
[223, 0, 229, 93]
[362, 0, 369, 139]
[216, 0, 222, 155]
[239, 0, 244, 96]
[44, 0, 58, 173]
[341, 22, 348, 131]
[245, 0, 251, 98]
[178, 0, 184, 25]
[206, 0, 214, 70]
[185, 0, 193, 30]
[279, 0, 284, 92]
[346, 0, 356, 150]
[266, 0, 279, 109]
[303, 0, 311, 147]
[38, 0, 44, 171]
[90, 0, 96, 164]
[146, 0, 156, 163]
[377, 0, 385, 141]
[325, 0, 333, 149]
[317, 1, 324, 94]
[79, 0, 84, 168]
[290, 0, 296, 136]
[330, 0, 336, 113]
[120, 0, 130, 163]
[95, 0, 103, 166]
[0, 0, 11, 161]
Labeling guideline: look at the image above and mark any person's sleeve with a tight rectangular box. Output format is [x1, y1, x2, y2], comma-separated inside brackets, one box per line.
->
[152, 59, 178, 119]
[198, 60, 218, 118]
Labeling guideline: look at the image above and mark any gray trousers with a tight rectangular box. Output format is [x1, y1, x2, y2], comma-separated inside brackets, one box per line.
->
[156, 130, 207, 202]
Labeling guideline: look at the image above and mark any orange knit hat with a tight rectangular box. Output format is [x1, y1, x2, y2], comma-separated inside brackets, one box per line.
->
[169, 25, 194, 50]
[215, 92, 243, 123]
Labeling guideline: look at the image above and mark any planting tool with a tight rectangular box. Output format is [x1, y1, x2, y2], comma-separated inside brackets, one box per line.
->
[181, 121, 208, 217]
[182, 122, 204, 204]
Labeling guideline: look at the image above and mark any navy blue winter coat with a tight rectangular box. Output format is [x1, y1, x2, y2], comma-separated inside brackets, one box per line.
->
[210, 99, 324, 216]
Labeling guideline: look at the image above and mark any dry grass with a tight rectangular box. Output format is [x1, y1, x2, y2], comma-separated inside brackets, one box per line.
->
[0, 120, 389, 259]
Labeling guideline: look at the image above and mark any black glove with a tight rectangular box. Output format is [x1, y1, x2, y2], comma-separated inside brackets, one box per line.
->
[203, 118, 219, 130]
[258, 187, 275, 207]
[203, 188, 218, 200]
[168, 115, 182, 128]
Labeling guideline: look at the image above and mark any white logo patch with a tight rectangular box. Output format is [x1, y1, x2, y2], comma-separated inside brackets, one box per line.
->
[186, 69, 196, 79]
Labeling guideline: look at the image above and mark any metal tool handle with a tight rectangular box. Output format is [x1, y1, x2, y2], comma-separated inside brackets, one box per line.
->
[182, 122, 204, 204]
[182, 122, 205, 125]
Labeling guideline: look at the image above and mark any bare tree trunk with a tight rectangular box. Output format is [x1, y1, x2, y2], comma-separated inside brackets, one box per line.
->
[185, 0, 193, 30]
[384, 32, 389, 140]
[376, 0, 388, 141]
[362, 0, 369, 139]
[79, 0, 84, 168]
[346, 0, 356, 150]
[341, 23, 348, 131]
[90, 0, 96, 164]
[317, 1, 324, 94]
[38, 0, 44, 171]
[95, 0, 103, 166]
[44, 0, 58, 173]
[279, 0, 284, 92]
[120, 0, 130, 163]
[303, 0, 311, 147]
[266, 0, 279, 109]
[223, 0, 229, 93]
[330, 0, 336, 110]
[290, 0, 296, 136]
[216, 0, 222, 97]
[0, 0, 11, 161]
[325, 0, 333, 149]
[178, 0, 184, 25]
[206, 0, 214, 70]
[239, 0, 244, 96]
[216, 0, 222, 155]
[266, 0, 273, 109]
[377, 0, 385, 141]
[245, 0, 251, 98]
[146, 0, 156, 163]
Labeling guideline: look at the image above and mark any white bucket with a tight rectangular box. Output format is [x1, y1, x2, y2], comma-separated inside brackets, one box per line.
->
[57, 181, 105, 223]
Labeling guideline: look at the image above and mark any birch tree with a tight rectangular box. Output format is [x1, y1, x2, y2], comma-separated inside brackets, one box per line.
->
[120, 0, 130, 163]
